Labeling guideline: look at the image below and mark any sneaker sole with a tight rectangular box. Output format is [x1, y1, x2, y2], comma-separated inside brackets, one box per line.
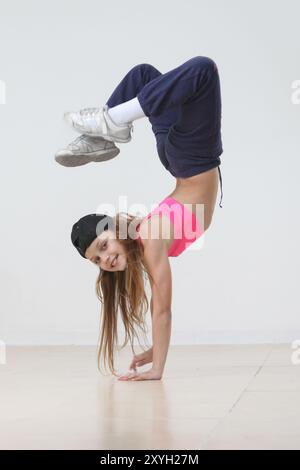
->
[55, 147, 120, 167]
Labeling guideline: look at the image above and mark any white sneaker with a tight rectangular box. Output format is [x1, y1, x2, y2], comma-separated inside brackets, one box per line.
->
[64, 104, 134, 143]
[55, 134, 120, 167]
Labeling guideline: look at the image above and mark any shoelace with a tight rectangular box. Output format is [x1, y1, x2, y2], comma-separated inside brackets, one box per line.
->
[218, 166, 223, 208]
[67, 135, 86, 149]
[78, 106, 134, 137]
[73, 135, 85, 143]
[79, 107, 100, 117]
[77, 107, 108, 136]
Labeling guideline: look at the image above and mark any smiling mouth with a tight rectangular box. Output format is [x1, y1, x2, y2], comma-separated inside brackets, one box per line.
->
[111, 254, 118, 268]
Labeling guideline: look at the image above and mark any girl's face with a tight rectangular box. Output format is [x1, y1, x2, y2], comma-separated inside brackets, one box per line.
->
[85, 230, 127, 271]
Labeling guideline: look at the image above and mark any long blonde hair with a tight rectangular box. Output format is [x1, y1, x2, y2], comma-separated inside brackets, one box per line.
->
[95, 211, 153, 377]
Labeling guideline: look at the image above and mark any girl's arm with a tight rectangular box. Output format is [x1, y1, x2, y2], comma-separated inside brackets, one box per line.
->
[144, 239, 172, 376]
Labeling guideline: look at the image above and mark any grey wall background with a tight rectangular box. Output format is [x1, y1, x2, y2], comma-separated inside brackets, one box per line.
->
[0, 0, 299, 345]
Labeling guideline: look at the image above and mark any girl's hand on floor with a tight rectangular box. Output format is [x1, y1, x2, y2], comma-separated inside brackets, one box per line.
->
[118, 368, 162, 381]
[128, 348, 153, 371]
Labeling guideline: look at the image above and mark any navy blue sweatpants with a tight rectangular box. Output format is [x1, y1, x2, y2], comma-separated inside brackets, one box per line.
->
[105, 56, 223, 208]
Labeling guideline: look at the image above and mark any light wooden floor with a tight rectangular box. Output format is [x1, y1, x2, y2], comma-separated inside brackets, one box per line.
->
[0, 344, 299, 450]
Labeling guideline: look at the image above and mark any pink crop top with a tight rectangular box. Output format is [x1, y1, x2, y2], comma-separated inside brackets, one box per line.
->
[136, 196, 204, 257]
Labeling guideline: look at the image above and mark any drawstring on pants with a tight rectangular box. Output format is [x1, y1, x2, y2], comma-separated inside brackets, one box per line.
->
[218, 166, 223, 208]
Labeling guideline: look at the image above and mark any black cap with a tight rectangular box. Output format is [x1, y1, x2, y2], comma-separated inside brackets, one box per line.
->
[71, 213, 115, 259]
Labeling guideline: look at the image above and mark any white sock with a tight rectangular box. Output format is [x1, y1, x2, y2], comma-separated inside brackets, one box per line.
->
[107, 97, 146, 126]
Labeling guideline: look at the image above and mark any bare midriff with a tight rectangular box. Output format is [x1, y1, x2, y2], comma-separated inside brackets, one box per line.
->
[168, 167, 219, 230]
